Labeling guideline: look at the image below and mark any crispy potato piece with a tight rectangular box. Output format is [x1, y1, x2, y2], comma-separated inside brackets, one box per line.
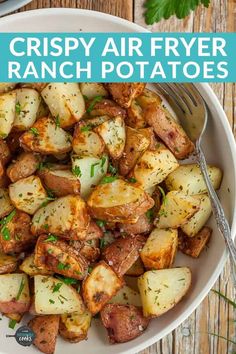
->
[71, 154, 108, 199]
[165, 164, 223, 195]
[4, 312, 23, 322]
[7, 152, 40, 183]
[19, 253, 53, 276]
[102, 236, 145, 277]
[140, 228, 178, 270]
[35, 235, 88, 280]
[133, 145, 179, 190]
[85, 220, 103, 240]
[138, 268, 191, 317]
[72, 123, 105, 158]
[20, 117, 72, 155]
[118, 214, 152, 235]
[88, 178, 154, 223]
[181, 194, 211, 237]
[119, 127, 150, 176]
[41, 83, 85, 128]
[178, 227, 212, 258]
[84, 115, 111, 128]
[0, 171, 10, 188]
[5, 131, 22, 154]
[79, 239, 100, 263]
[0, 210, 35, 254]
[59, 310, 92, 343]
[125, 258, 145, 277]
[0, 83, 16, 94]
[106, 83, 146, 108]
[85, 98, 126, 118]
[20, 83, 47, 92]
[0, 273, 30, 313]
[95, 116, 126, 159]
[31, 195, 90, 240]
[13, 88, 41, 131]
[82, 261, 123, 314]
[0, 253, 17, 274]
[9, 175, 47, 214]
[0, 92, 16, 138]
[109, 285, 142, 307]
[80, 83, 108, 99]
[145, 103, 194, 159]
[100, 304, 149, 343]
[0, 140, 11, 177]
[139, 127, 157, 150]
[38, 168, 80, 197]
[0, 188, 14, 218]
[34, 275, 85, 315]
[154, 191, 200, 229]
[28, 315, 60, 354]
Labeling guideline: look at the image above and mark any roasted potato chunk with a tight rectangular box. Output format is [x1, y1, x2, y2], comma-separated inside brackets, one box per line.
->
[0, 92, 16, 138]
[0, 188, 14, 218]
[19, 253, 52, 276]
[20, 117, 72, 155]
[95, 116, 126, 159]
[165, 164, 223, 195]
[100, 304, 149, 343]
[145, 103, 194, 159]
[85, 220, 103, 240]
[118, 214, 152, 235]
[0, 140, 11, 177]
[72, 123, 105, 158]
[0, 83, 16, 94]
[102, 235, 145, 277]
[35, 235, 88, 280]
[13, 88, 41, 131]
[59, 310, 92, 343]
[106, 83, 146, 108]
[154, 191, 200, 229]
[85, 98, 126, 118]
[31, 195, 90, 240]
[9, 175, 48, 214]
[4, 312, 23, 323]
[125, 258, 145, 277]
[38, 168, 80, 197]
[109, 285, 142, 307]
[7, 152, 40, 183]
[28, 315, 60, 354]
[34, 275, 85, 315]
[0, 273, 30, 313]
[138, 268, 191, 317]
[178, 227, 212, 258]
[0, 210, 35, 254]
[119, 126, 150, 176]
[80, 82, 108, 99]
[133, 145, 179, 190]
[41, 83, 85, 128]
[140, 228, 178, 270]
[82, 261, 123, 314]
[88, 178, 154, 223]
[77, 239, 100, 263]
[0, 252, 17, 274]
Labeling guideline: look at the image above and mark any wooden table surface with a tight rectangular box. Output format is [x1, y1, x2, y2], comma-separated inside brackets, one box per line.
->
[14, 0, 235, 353]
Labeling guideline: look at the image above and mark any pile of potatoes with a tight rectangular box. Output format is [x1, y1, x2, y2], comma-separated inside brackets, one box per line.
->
[0, 82, 222, 354]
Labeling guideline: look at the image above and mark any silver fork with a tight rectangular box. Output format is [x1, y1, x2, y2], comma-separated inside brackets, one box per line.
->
[155, 83, 236, 287]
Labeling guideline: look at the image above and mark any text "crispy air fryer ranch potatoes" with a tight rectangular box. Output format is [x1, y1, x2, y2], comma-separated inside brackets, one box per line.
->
[0, 82, 222, 354]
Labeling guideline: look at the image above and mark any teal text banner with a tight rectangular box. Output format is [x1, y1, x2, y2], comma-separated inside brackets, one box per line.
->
[0, 33, 235, 82]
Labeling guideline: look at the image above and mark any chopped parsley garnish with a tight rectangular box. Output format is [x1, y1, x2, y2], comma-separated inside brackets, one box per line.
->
[96, 219, 106, 228]
[9, 319, 17, 329]
[108, 164, 117, 175]
[44, 234, 58, 243]
[57, 262, 70, 271]
[16, 278, 25, 301]
[15, 102, 22, 114]
[56, 276, 78, 286]
[29, 127, 39, 136]
[2, 228, 10, 240]
[72, 166, 82, 177]
[86, 95, 103, 114]
[127, 177, 137, 183]
[83, 94, 89, 101]
[40, 196, 56, 208]
[88, 266, 93, 274]
[158, 186, 167, 205]
[55, 115, 60, 129]
[52, 282, 63, 293]
[81, 125, 92, 132]
[0, 209, 16, 240]
[146, 208, 154, 223]
[49, 299, 55, 304]
[100, 155, 107, 173]
[100, 238, 107, 249]
[90, 162, 100, 178]
[100, 175, 117, 184]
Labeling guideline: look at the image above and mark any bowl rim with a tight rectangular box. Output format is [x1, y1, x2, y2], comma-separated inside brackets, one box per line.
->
[0, 8, 236, 354]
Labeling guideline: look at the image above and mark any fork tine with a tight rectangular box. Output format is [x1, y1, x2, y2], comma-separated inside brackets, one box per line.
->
[167, 84, 194, 115]
[155, 83, 186, 118]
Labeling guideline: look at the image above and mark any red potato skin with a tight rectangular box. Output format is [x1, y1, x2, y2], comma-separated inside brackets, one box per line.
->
[5, 131, 23, 154]
[105, 83, 146, 108]
[85, 220, 103, 240]
[0, 210, 35, 254]
[100, 304, 150, 343]
[85, 98, 126, 118]
[102, 235, 146, 277]
[118, 214, 152, 235]
[28, 315, 60, 354]
[35, 235, 88, 280]
[0, 300, 30, 314]
[7, 152, 40, 182]
[0, 140, 11, 177]
[144, 104, 194, 159]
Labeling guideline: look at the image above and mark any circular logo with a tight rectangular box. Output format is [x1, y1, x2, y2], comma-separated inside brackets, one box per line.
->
[15, 326, 35, 347]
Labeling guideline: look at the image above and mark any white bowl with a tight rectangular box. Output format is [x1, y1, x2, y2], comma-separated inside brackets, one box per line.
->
[0, 0, 32, 17]
[0, 8, 235, 354]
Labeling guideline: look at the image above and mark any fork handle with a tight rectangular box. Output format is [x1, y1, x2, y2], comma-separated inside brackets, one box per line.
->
[196, 141, 236, 288]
